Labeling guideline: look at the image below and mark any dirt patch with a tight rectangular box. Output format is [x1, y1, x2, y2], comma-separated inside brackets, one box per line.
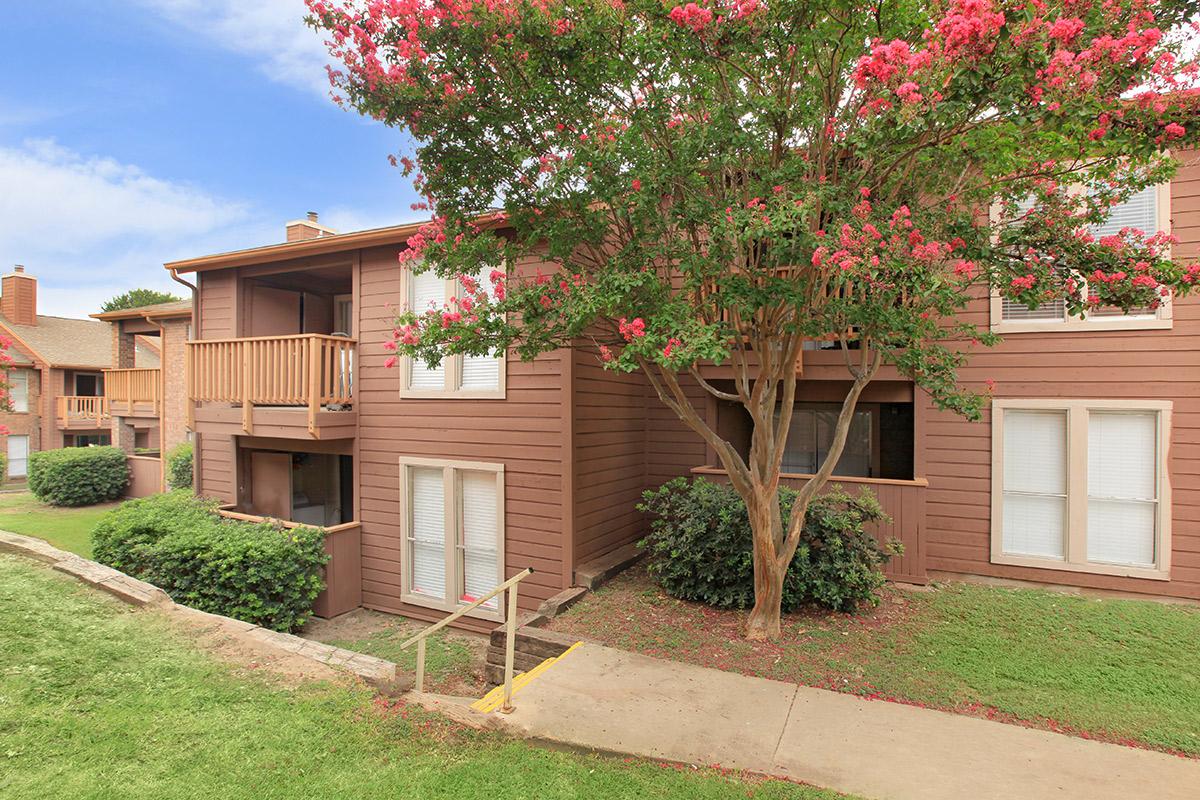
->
[302, 608, 489, 697]
[158, 605, 353, 688]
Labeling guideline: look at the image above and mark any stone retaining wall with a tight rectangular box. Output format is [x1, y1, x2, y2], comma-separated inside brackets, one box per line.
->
[0, 530, 399, 688]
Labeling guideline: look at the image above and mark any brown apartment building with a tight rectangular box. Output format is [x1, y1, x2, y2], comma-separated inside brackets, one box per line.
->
[169, 157, 1199, 628]
[0, 265, 190, 494]
[0, 267, 159, 479]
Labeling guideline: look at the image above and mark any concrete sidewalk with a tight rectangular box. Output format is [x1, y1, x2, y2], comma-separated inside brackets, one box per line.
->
[491, 643, 1198, 800]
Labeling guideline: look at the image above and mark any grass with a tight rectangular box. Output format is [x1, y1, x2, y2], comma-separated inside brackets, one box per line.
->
[0, 554, 857, 800]
[319, 625, 485, 696]
[0, 491, 117, 558]
[549, 566, 1200, 757]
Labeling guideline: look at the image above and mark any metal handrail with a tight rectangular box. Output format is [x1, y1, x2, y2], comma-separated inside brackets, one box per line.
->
[401, 567, 534, 713]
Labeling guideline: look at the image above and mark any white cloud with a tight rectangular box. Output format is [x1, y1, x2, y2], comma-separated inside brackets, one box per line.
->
[134, 0, 333, 96]
[0, 138, 266, 316]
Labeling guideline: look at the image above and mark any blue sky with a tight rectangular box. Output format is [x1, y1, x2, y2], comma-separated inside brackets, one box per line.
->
[0, 0, 423, 316]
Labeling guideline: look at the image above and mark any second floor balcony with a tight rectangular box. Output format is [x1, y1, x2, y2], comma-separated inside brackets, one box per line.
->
[186, 333, 356, 439]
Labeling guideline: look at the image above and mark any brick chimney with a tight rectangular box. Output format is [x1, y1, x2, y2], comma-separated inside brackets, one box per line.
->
[285, 211, 338, 242]
[1, 266, 37, 326]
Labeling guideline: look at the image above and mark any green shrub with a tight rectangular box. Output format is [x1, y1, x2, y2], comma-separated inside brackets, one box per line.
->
[0, 451, 7, 487]
[638, 477, 898, 613]
[28, 446, 128, 506]
[165, 442, 194, 490]
[93, 491, 327, 631]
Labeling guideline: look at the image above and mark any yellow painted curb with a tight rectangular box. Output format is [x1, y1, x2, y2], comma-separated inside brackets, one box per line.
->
[471, 641, 584, 713]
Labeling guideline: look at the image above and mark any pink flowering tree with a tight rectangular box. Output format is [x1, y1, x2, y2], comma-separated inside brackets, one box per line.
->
[310, 0, 1200, 638]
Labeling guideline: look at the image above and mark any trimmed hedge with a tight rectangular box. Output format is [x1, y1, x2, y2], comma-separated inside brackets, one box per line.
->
[165, 442, 194, 490]
[638, 477, 900, 613]
[92, 491, 328, 631]
[28, 446, 128, 506]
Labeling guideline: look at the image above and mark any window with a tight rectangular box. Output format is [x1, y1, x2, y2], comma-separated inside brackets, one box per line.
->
[991, 183, 1172, 333]
[400, 456, 505, 618]
[71, 434, 111, 448]
[9, 370, 28, 413]
[778, 403, 874, 477]
[74, 372, 103, 397]
[400, 265, 505, 398]
[991, 399, 1172, 580]
[7, 435, 28, 477]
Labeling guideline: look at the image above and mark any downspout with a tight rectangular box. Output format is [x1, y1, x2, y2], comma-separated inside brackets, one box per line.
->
[169, 268, 200, 495]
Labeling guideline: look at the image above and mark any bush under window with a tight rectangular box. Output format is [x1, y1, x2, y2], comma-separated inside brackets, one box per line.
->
[92, 491, 327, 631]
[638, 477, 899, 613]
[28, 446, 128, 506]
[165, 442, 194, 491]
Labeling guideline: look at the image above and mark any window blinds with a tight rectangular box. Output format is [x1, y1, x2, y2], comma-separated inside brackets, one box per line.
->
[409, 270, 446, 389]
[460, 470, 500, 609]
[1002, 410, 1067, 559]
[1087, 412, 1157, 567]
[459, 265, 501, 390]
[1091, 186, 1157, 239]
[408, 467, 446, 600]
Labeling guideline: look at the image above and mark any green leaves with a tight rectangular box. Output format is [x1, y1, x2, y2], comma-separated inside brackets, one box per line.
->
[92, 492, 328, 632]
[638, 477, 894, 613]
[28, 447, 128, 507]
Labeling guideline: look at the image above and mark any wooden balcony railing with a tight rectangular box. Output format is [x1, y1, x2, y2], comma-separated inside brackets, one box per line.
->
[57, 396, 109, 428]
[186, 334, 355, 434]
[104, 368, 161, 415]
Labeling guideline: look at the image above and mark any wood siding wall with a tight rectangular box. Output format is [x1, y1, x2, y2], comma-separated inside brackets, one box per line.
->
[355, 248, 568, 628]
[196, 269, 238, 503]
[571, 348, 648, 565]
[923, 150, 1200, 600]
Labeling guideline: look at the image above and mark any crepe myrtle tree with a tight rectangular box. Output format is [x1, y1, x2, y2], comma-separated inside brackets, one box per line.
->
[310, 0, 1200, 637]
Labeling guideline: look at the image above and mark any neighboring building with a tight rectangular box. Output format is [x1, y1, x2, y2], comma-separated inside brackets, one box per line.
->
[91, 299, 193, 494]
[168, 156, 1199, 627]
[0, 267, 153, 479]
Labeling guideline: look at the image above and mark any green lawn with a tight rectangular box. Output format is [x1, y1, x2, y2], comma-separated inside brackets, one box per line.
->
[0, 554, 856, 800]
[550, 566, 1200, 756]
[0, 491, 117, 558]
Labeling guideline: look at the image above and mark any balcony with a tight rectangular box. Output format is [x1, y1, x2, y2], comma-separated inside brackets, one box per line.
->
[104, 368, 162, 417]
[56, 396, 110, 430]
[690, 466, 928, 584]
[187, 334, 356, 439]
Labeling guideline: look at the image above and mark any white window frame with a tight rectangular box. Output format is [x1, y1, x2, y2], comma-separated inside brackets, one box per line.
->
[991, 398, 1172, 580]
[398, 455, 506, 620]
[989, 182, 1173, 333]
[9, 369, 28, 413]
[398, 265, 506, 399]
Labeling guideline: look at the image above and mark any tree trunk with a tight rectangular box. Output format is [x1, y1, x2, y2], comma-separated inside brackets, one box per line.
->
[743, 490, 786, 640]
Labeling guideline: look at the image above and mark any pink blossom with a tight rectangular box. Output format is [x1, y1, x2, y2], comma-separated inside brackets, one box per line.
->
[618, 317, 646, 341]
[383, 355, 399, 369]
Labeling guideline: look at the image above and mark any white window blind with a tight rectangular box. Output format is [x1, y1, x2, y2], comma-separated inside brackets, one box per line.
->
[7, 435, 28, 478]
[1002, 410, 1067, 559]
[459, 266, 501, 391]
[9, 371, 28, 413]
[1087, 411, 1157, 567]
[408, 467, 446, 600]
[459, 470, 500, 609]
[1091, 186, 1157, 239]
[408, 270, 446, 389]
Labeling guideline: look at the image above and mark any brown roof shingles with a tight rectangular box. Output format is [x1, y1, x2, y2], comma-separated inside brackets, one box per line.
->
[0, 313, 113, 369]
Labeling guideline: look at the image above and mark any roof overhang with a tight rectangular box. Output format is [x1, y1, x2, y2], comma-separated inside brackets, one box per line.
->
[163, 212, 507, 274]
[164, 221, 430, 274]
[91, 306, 192, 322]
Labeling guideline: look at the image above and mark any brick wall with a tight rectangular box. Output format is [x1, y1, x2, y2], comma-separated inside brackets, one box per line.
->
[0, 367, 43, 472]
[159, 318, 189, 454]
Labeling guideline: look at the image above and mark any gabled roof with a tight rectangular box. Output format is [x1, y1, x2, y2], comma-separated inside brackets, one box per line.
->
[0, 313, 112, 369]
